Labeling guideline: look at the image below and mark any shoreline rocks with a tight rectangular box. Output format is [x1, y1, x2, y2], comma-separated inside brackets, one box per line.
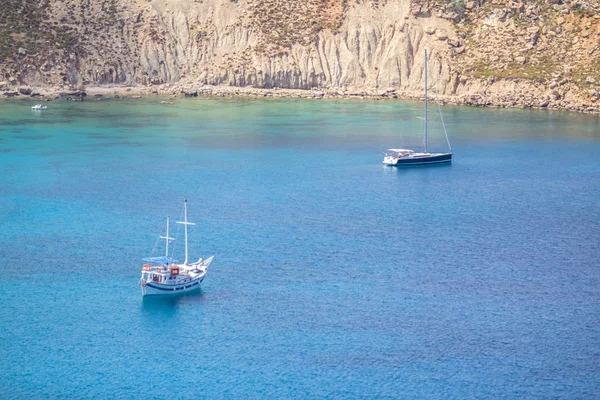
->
[1, 83, 598, 114]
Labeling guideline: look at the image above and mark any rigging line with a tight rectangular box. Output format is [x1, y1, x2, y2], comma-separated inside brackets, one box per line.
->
[171, 222, 181, 260]
[169, 206, 185, 260]
[149, 219, 166, 258]
[438, 103, 452, 152]
[160, 199, 174, 259]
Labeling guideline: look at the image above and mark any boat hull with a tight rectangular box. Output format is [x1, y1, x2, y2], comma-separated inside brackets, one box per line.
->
[387, 153, 452, 166]
[141, 276, 204, 296]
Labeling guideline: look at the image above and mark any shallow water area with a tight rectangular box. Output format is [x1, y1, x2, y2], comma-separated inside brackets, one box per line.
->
[0, 98, 599, 399]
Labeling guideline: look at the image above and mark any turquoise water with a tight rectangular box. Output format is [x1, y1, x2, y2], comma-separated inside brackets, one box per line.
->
[0, 98, 599, 399]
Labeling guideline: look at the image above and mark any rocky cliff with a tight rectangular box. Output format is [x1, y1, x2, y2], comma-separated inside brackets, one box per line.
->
[1, 0, 598, 112]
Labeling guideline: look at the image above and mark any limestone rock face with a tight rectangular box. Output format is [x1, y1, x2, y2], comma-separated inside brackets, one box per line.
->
[85, 0, 458, 95]
[0, 0, 598, 112]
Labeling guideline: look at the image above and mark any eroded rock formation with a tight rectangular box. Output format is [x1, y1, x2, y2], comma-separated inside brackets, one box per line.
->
[1, 0, 598, 112]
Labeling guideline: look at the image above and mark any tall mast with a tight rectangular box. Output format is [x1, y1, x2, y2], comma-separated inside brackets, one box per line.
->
[177, 199, 196, 265]
[159, 216, 174, 258]
[424, 49, 428, 153]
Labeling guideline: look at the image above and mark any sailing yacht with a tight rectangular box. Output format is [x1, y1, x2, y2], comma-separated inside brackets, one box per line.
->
[139, 199, 214, 297]
[383, 49, 453, 166]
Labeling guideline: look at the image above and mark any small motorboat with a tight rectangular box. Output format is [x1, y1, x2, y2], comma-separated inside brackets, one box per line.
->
[31, 104, 47, 110]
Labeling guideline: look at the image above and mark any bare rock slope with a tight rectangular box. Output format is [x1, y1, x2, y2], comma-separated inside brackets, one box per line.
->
[1, 0, 598, 112]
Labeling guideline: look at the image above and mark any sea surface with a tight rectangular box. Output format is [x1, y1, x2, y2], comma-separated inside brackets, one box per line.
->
[0, 97, 599, 399]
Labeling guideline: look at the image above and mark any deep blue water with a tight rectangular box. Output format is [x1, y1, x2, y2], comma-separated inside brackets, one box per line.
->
[0, 97, 599, 399]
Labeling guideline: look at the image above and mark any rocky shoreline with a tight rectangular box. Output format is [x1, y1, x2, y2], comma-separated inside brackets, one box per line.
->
[2, 83, 599, 114]
[2, 0, 599, 115]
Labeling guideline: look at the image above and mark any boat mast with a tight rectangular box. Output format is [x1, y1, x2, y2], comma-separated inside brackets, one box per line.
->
[177, 199, 196, 265]
[159, 216, 174, 258]
[424, 49, 428, 154]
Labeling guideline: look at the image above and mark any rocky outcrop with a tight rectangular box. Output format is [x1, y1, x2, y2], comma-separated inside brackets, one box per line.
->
[0, 0, 598, 112]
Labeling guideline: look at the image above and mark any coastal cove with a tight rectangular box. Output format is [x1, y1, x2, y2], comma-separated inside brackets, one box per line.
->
[2, 1, 599, 115]
[0, 98, 599, 398]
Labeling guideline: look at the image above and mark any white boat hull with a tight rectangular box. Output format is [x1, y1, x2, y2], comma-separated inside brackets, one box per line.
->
[141, 274, 205, 297]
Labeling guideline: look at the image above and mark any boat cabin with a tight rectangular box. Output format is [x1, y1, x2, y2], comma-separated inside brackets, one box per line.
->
[140, 265, 185, 282]
[386, 149, 415, 157]
[385, 149, 415, 159]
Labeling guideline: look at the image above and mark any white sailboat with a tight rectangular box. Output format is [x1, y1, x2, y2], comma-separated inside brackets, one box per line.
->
[383, 49, 453, 166]
[139, 199, 214, 297]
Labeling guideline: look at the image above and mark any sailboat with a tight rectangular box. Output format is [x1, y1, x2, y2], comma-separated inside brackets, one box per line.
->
[383, 49, 453, 166]
[139, 199, 214, 296]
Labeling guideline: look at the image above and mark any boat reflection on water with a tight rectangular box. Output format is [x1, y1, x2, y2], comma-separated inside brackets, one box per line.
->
[140, 290, 207, 319]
